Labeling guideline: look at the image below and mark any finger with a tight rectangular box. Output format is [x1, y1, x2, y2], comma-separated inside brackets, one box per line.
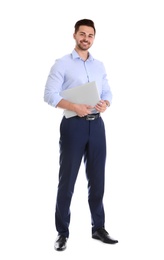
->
[86, 105, 94, 109]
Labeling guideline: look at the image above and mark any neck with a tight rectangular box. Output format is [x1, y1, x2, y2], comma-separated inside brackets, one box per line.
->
[74, 47, 89, 61]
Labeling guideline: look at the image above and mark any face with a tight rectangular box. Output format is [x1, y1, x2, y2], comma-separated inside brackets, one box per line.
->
[73, 25, 95, 51]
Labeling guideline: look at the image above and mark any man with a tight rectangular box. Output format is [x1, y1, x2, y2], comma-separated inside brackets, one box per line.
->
[44, 19, 118, 251]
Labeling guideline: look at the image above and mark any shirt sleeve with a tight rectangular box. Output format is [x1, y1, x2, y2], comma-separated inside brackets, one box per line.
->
[44, 60, 64, 107]
[100, 63, 113, 104]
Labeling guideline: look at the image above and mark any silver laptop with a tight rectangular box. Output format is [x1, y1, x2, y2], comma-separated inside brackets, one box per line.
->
[60, 81, 100, 118]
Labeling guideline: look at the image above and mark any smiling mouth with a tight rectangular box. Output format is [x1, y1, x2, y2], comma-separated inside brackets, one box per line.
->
[81, 41, 89, 45]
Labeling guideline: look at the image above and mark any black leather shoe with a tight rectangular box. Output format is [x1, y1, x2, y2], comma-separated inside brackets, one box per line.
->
[54, 235, 67, 251]
[92, 228, 118, 244]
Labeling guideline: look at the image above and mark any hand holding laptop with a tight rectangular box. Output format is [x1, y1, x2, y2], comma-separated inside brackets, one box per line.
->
[60, 81, 100, 118]
[70, 103, 95, 117]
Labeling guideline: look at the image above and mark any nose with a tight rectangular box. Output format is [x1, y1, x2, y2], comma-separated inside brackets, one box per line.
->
[83, 35, 89, 41]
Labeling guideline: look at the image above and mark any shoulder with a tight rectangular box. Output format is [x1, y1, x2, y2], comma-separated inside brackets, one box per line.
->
[55, 53, 72, 63]
[89, 53, 105, 67]
[50, 53, 72, 71]
[92, 58, 106, 71]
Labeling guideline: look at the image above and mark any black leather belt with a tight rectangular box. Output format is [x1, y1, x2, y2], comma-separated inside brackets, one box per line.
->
[78, 113, 100, 120]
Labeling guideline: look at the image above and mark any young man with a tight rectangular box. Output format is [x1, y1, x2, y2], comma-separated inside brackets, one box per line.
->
[44, 19, 118, 251]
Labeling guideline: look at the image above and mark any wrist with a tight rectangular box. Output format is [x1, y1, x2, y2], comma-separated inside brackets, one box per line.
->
[104, 100, 110, 107]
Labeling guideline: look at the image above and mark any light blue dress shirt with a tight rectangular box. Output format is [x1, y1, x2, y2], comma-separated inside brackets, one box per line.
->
[44, 49, 112, 107]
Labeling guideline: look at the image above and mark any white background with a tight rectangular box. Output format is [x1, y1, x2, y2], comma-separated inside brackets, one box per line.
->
[0, 0, 164, 259]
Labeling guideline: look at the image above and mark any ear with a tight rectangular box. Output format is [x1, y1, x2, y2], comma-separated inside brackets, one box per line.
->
[73, 33, 76, 39]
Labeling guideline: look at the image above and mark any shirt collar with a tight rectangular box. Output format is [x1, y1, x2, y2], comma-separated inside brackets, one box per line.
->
[71, 49, 94, 61]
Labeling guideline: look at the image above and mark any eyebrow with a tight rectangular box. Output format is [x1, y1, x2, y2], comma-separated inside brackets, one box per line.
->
[79, 31, 95, 37]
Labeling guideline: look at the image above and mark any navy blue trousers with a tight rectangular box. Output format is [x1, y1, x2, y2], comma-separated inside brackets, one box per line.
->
[55, 115, 107, 238]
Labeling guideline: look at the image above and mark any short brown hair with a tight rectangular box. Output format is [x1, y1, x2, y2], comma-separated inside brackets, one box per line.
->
[74, 19, 96, 34]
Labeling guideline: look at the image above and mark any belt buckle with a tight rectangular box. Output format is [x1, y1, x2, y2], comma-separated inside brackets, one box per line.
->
[86, 115, 95, 120]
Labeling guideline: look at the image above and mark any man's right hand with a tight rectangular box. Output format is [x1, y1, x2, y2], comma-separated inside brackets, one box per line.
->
[73, 104, 94, 117]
